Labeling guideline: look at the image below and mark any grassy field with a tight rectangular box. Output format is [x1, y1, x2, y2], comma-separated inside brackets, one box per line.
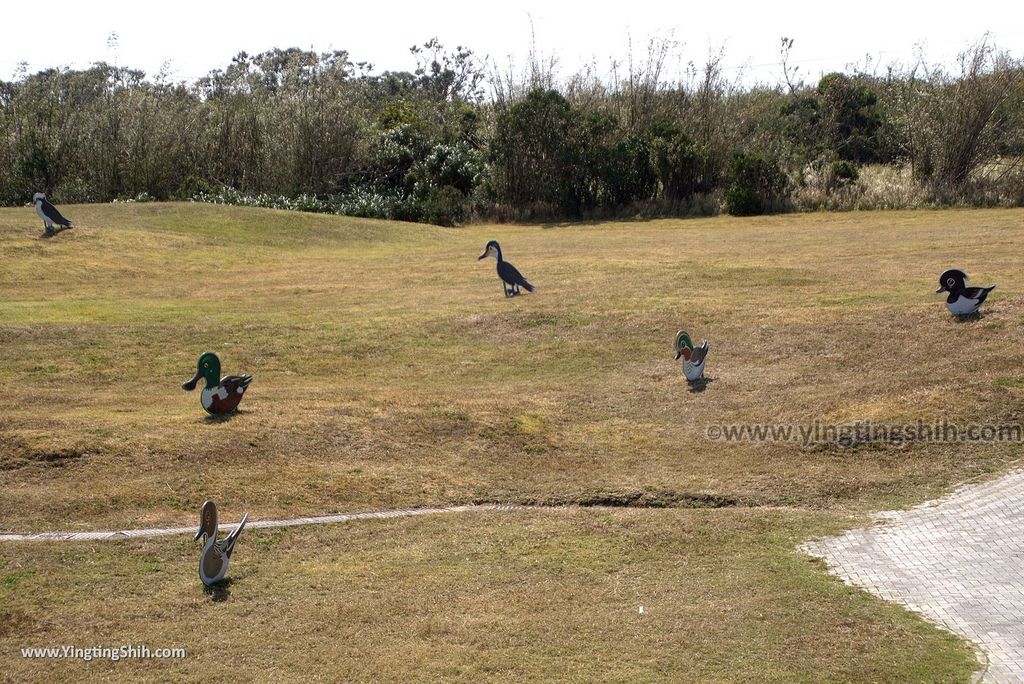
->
[2, 202, 1022, 680]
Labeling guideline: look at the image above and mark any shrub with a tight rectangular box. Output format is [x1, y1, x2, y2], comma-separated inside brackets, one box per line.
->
[112, 192, 157, 203]
[420, 185, 466, 226]
[52, 178, 98, 204]
[725, 152, 790, 216]
[490, 89, 576, 210]
[648, 123, 712, 202]
[176, 175, 214, 200]
[2, 37, 1019, 217]
[831, 160, 860, 187]
[409, 141, 482, 197]
[884, 40, 1023, 194]
[817, 73, 886, 163]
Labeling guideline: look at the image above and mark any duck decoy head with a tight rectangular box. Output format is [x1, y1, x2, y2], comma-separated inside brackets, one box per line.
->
[674, 330, 694, 361]
[195, 500, 218, 542]
[478, 240, 501, 261]
[182, 351, 221, 391]
[936, 268, 968, 294]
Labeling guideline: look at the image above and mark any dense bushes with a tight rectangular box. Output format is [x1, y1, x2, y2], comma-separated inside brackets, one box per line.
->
[489, 92, 688, 216]
[725, 152, 790, 216]
[1, 38, 1021, 221]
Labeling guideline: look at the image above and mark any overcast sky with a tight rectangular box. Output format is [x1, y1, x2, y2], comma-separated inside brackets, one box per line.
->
[2, 1, 1020, 87]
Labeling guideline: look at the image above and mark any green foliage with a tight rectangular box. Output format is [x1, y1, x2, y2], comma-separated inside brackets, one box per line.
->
[491, 89, 576, 210]
[52, 178, 98, 204]
[593, 130, 659, 207]
[409, 141, 482, 196]
[176, 175, 214, 200]
[0, 37, 1020, 218]
[830, 160, 860, 187]
[779, 94, 825, 161]
[816, 73, 886, 163]
[491, 92, 668, 216]
[420, 185, 466, 226]
[725, 152, 790, 216]
[648, 122, 712, 202]
[779, 73, 888, 167]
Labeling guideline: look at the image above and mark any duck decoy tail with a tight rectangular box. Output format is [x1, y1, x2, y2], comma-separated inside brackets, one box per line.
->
[222, 512, 249, 558]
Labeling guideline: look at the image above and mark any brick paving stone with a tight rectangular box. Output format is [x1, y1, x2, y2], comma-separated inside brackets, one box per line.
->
[803, 469, 1024, 683]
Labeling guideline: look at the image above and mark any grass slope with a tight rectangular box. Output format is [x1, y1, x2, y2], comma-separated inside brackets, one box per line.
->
[1, 204, 1022, 530]
[2, 202, 1022, 680]
[1, 510, 976, 682]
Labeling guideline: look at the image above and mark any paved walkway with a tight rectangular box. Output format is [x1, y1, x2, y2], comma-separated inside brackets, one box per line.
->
[803, 469, 1024, 683]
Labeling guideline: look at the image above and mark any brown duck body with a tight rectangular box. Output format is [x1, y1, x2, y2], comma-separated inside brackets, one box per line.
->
[182, 352, 253, 415]
[200, 375, 253, 414]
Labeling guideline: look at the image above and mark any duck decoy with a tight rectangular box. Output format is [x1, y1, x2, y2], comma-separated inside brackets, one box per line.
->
[935, 268, 995, 316]
[181, 352, 253, 415]
[32, 192, 73, 237]
[478, 240, 535, 297]
[194, 500, 248, 587]
[674, 330, 709, 382]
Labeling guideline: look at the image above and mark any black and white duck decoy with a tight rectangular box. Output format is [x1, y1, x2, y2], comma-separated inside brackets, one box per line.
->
[935, 268, 996, 316]
[194, 500, 248, 587]
[32, 192, 73, 236]
[478, 240, 535, 297]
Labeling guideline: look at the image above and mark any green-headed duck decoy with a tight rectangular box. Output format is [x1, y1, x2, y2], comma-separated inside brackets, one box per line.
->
[674, 330, 709, 382]
[195, 500, 248, 587]
[478, 240, 535, 297]
[936, 268, 995, 316]
[182, 352, 252, 415]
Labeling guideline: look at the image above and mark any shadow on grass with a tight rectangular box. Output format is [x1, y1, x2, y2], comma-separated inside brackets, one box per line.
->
[202, 409, 250, 425]
[39, 226, 74, 239]
[204, 576, 235, 602]
[687, 376, 715, 393]
[950, 311, 987, 323]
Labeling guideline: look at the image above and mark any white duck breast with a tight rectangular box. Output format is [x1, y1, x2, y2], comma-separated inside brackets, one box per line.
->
[34, 201, 51, 227]
[684, 360, 704, 381]
[947, 295, 983, 316]
[684, 343, 709, 381]
[200, 385, 233, 411]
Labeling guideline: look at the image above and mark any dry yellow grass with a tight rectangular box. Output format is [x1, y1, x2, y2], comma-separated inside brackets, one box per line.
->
[0, 510, 977, 682]
[2, 204, 1022, 531]
[1, 202, 1021, 680]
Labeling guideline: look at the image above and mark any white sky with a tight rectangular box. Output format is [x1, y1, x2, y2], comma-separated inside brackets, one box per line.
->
[1, 0, 1021, 87]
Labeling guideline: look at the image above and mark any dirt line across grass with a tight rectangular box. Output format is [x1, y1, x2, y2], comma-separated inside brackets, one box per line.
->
[0, 504, 538, 542]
